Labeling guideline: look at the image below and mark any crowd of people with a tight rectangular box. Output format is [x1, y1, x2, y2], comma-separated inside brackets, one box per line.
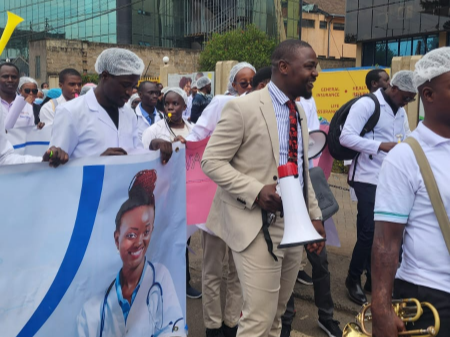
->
[1, 39, 449, 337]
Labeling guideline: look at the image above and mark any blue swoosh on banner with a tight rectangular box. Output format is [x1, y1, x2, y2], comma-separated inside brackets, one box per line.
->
[13, 141, 50, 149]
[17, 165, 105, 337]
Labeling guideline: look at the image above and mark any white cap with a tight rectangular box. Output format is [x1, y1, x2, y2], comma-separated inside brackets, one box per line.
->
[129, 93, 141, 104]
[18, 76, 38, 90]
[80, 83, 97, 96]
[414, 47, 450, 89]
[164, 87, 188, 105]
[227, 62, 256, 95]
[197, 76, 211, 89]
[390, 70, 416, 93]
[95, 48, 145, 76]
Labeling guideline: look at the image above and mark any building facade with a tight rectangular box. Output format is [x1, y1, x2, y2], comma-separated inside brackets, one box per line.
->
[1, 0, 280, 61]
[345, 0, 450, 67]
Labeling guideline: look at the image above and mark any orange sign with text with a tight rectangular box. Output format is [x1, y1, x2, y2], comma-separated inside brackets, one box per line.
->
[313, 67, 390, 122]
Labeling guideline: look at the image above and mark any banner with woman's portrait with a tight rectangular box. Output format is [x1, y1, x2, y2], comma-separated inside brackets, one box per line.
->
[0, 148, 187, 337]
[168, 72, 215, 96]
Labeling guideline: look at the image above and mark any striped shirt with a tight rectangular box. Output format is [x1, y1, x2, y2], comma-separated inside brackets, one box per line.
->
[268, 81, 304, 187]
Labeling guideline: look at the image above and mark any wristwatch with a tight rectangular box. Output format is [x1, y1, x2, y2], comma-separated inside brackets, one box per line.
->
[312, 216, 323, 221]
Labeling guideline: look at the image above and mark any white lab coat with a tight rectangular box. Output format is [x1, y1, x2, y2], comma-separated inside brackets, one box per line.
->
[0, 105, 41, 165]
[186, 95, 236, 141]
[39, 95, 67, 125]
[77, 261, 184, 337]
[3, 95, 35, 129]
[50, 89, 145, 158]
[135, 103, 162, 143]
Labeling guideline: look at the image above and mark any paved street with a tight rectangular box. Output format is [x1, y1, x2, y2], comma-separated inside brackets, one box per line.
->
[186, 173, 367, 336]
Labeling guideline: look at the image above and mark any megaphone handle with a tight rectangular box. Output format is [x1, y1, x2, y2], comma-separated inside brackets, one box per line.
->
[261, 209, 278, 262]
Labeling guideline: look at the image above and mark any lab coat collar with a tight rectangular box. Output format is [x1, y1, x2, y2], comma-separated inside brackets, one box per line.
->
[85, 88, 119, 131]
[416, 122, 450, 147]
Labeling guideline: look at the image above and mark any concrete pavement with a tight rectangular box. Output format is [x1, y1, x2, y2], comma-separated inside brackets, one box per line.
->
[186, 173, 364, 336]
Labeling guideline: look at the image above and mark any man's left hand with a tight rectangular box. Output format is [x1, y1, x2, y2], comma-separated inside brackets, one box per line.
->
[306, 220, 326, 255]
[42, 146, 69, 168]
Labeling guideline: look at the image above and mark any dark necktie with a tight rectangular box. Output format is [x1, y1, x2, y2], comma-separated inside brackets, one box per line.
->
[286, 100, 298, 167]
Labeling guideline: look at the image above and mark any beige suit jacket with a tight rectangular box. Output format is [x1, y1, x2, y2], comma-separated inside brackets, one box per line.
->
[201, 86, 322, 252]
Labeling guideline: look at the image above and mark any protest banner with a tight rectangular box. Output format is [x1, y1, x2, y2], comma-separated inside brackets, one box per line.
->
[6, 125, 51, 156]
[0, 149, 187, 337]
[185, 138, 217, 225]
[168, 72, 215, 95]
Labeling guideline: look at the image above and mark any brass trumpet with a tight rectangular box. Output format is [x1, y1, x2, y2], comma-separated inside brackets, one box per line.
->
[343, 298, 440, 337]
[0, 11, 24, 56]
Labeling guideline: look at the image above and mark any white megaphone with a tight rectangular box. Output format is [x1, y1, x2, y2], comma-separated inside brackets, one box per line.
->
[278, 162, 325, 248]
[308, 130, 327, 160]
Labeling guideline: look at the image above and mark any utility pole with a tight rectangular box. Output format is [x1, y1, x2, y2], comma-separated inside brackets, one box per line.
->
[299, 0, 303, 40]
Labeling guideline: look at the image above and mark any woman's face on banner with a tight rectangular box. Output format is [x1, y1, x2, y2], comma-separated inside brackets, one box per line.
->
[115, 205, 155, 269]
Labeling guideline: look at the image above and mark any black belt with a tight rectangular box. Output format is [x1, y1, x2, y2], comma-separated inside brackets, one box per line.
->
[262, 209, 278, 261]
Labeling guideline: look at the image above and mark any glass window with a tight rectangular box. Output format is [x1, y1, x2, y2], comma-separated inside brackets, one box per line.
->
[375, 40, 387, 66]
[388, 3, 405, 37]
[413, 36, 426, 55]
[357, 8, 372, 40]
[399, 38, 412, 56]
[345, 11, 357, 43]
[373, 0, 388, 5]
[372, 5, 388, 39]
[301, 19, 315, 28]
[333, 23, 345, 31]
[346, 0, 359, 12]
[359, 0, 373, 9]
[387, 39, 399, 66]
[362, 41, 376, 66]
[35, 56, 41, 79]
[426, 34, 439, 52]
[319, 21, 327, 29]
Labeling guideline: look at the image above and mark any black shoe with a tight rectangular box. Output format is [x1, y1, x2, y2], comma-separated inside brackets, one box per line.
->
[222, 322, 238, 337]
[364, 276, 372, 293]
[280, 324, 291, 337]
[206, 328, 224, 337]
[297, 270, 313, 286]
[318, 318, 342, 337]
[345, 275, 367, 305]
[187, 284, 202, 299]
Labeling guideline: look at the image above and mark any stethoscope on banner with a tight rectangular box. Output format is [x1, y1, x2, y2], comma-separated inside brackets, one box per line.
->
[99, 260, 166, 337]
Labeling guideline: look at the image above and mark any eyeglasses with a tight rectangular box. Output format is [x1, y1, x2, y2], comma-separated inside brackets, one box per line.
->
[24, 88, 38, 94]
[236, 81, 252, 89]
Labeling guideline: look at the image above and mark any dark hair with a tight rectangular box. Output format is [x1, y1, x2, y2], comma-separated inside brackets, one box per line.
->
[59, 68, 81, 83]
[271, 40, 312, 68]
[365, 69, 387, 91]
[179, 76, 192, 89]
[115, 170, 157, 231]
[40, 82, 48, 89]
[138, 81, 158, 92]
[0, 62, 19, 74]
[252, 67, 272, 88]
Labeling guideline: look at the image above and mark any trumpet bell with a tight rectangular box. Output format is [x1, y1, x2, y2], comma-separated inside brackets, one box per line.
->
[0, 11, 24, 56]
[343, 322, 366, 337]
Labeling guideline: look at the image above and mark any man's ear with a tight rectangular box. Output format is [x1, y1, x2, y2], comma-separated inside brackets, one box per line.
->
[278, 60, 289, 76]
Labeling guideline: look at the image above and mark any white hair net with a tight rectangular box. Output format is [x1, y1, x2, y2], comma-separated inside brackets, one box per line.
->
[129, 93, 141, 104]
[164, 87, 188, 105]
[80, 83, 97, 96]
[95, 48, 145, 76]
[18, 76, 38, 90]
[228, 62, 256, 85]
[192, 81, 198, 89]
[227, 81, 237, 96]
[197, 76, 211, 89]
[390, 70, 416, 93]
[413, 47, 450, 89]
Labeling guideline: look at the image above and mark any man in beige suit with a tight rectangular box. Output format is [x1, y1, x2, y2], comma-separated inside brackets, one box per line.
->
[202, 40, 325, 337]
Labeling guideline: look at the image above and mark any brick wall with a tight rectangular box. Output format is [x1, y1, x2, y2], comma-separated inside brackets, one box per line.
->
[29, 39, 201, 82]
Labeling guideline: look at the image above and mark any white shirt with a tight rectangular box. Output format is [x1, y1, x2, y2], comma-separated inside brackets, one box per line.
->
[374, 123, 450, 294]
[340, 88, 409, 185]
[142, 118, 193, 149]
[0, 105, 41, 165]
[183, 95, 193, 119]
[3, 95, 35, 129]
[39, 95, 67, 125]
[50, 89, 144, 159]
[135, 104, 162, 142]
[186, 95, 236, 141]
[298, 96, 320, 168]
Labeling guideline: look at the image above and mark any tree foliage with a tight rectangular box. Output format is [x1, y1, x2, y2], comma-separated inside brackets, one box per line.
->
[199, 24, 277, 71]
[81, 73, 99, 84]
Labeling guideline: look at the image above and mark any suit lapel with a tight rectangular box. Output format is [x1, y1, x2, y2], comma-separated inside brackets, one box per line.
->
[259, 87, 280, 167]
[297, 104, 310, 207]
